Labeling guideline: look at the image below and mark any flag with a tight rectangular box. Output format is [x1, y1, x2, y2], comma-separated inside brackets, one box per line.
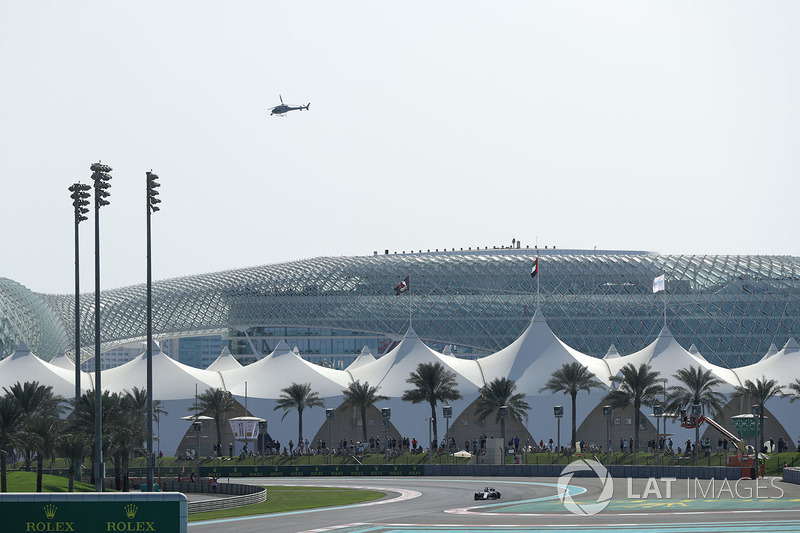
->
[653, 274, 665, 293]
[394, 276, 410, 295]
[530, 258, 538, 278]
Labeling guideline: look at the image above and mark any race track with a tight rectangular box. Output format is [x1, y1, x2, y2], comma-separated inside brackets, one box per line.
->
[188, 476, 800, 533]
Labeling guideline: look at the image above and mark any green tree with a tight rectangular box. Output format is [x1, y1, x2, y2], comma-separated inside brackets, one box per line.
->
[603, 363, 663, 454]
[539, 363, 604, 449]
[666, 366, 728, 418]
[274, 383, 325, 445]
[29, 415, 64, 492]
[476, 377, 531, 446]
[666, 366, 728, 462]
[401, 362, 462, 450]
[339, 381, 388, 442]
[4, 381, 65, 472]
[0, 394, 28, 492]
[734, 377, 786, 475]
[57, 430, 89, 492]
[191, 388, 236, 453]
[70, 389, 123, 485]
[114, 388, 149, 491]
[788, 379, 800, 402]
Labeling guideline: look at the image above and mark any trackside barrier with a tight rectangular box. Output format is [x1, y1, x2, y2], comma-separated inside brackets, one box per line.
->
[158, 481, 267, 514]
[783, 467, 800, 485]
[0, 492, 187, 532]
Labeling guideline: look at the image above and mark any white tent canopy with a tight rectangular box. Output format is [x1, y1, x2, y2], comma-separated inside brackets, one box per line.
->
[469, 311, 613, 442]
[224, 340, 351, 398]
[349, 327, 484, 397]
[733, 337, 800, 385]
[102, 342, 225, 399]
[478, 310, 612, 393]
[48, 349, 74, 370]
[206, 346, 243, 373]
[346, 327, 483, 442]
[605, 325, 741, 393]
[345, 345, 377, 371]
[0, 342, 83, 399]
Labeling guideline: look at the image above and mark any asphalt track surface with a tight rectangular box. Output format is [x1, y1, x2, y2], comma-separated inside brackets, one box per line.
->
[188, 476, 800, 533]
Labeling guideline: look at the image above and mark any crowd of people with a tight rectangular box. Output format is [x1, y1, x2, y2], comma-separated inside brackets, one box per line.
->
[177, 433, 799, 462]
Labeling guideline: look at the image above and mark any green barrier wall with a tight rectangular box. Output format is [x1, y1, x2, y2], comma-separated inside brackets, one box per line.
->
[0, 492, 187, 533]
[200, 464, 425, 478]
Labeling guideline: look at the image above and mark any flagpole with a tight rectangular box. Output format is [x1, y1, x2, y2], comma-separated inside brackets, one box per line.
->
[663, 279, 667, 328]
[536, 248, 540, 312]
[408, 280, 412, 329]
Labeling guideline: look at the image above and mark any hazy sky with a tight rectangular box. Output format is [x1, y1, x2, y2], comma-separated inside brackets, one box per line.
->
[2, 2, 799, 295]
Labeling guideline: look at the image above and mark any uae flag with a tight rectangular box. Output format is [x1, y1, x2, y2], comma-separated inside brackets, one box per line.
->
[530, 259, 538, 278]
[394, 276, 410, 295]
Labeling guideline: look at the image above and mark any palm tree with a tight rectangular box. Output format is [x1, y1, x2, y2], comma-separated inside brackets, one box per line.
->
[0, 393, 27, 492]
[274, 383, 325, 444]
[57, 430, 89, 492]
[115, 388, 149, 491]
[666, 366, 728, 462]
[29, 415, 64, 492]
[603, 363, 663, 454]
[339, 381, 388, 442]
[191, 388, 236, 453]
[153, 400, 168, 457]
[666, 366, 728, 417]
[476, 377, 531, 447]
[401, 362, 462, 449]
[71, 389, 123, 485]
[788, 379, 800, 402]
[4, 381, 65, 472]
[734, 377, 786, 475]
[540, 363, 604, 449]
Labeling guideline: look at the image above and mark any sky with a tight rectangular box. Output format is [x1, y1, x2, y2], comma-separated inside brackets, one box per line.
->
[2, 2, 799, 295]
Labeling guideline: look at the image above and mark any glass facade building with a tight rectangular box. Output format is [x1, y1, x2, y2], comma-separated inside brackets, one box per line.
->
[2, 249, 800, 368]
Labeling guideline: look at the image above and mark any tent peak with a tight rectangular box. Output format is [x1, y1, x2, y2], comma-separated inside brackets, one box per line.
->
[603, 345, 620, 359]
[782, 337, 799, 354]
[656, 325, 673, 339]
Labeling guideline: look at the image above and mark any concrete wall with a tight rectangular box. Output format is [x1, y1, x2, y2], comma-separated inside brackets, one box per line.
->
[783, 467, 800, 485]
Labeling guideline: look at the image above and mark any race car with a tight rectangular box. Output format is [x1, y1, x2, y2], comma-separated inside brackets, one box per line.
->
[474, 487, 501, 500]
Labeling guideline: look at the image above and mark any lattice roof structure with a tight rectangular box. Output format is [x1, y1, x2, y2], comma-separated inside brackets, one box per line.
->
[2, 249, 800, 368]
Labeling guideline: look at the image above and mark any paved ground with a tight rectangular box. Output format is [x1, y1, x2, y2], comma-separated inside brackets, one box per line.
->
[187, 476, 800, 533]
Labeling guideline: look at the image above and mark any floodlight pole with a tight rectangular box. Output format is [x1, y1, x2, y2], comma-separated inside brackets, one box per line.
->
[554, 406, 563, 466]
[69, 182, 90, 484]
[603, 405, 614, 463]
[499, 405, 508, 465]
[91, 161, 112, 492]
[443, 406, 452, 465]
[145, 170, 161, 491]
[752, 405, 762, 478]
[326, 409, 334, 465]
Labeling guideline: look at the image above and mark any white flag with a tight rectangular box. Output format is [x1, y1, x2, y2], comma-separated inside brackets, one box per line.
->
[653, 274, 665, 293]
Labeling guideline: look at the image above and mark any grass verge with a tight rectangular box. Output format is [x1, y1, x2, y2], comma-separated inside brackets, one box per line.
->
[188, 486, 386, 522]
[2, 471, 96, 492]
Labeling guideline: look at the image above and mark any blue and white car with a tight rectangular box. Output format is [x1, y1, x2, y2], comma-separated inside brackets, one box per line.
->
[474, 487, 501, 500]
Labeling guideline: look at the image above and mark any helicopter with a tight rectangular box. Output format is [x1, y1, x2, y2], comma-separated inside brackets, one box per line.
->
[269, 95, 310, 115]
